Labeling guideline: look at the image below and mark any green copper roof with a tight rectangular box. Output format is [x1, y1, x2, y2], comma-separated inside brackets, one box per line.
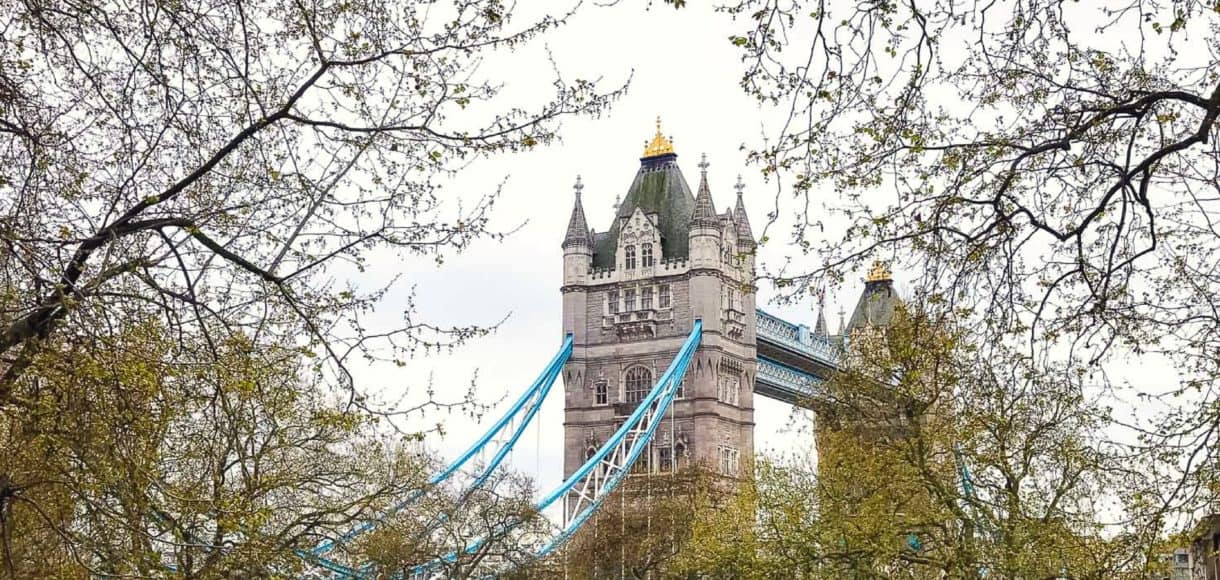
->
[592, 156, 696, 268]
[847, 280, 899, 331]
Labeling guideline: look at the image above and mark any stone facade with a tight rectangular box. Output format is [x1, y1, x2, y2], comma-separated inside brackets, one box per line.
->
[559, 140, 757, 510]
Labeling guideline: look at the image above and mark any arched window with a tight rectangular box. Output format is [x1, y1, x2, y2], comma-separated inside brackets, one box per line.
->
[625, 366, 652, 404]
[624, 245, 637, 269]
[586, 446, 597, 461]
[594, 380, 608, 405]
[718, 445, 740, 475]
[641, 243, 654, 267]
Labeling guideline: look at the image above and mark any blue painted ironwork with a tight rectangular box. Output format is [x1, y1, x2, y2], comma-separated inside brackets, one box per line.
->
[303, 335, 573, 572]
[407, 322, 704, 578]
[535, 320, 701, 559]
[755, 356, 823, 401]
[755, 308, 840, 367]
[303, 308, 845, 578]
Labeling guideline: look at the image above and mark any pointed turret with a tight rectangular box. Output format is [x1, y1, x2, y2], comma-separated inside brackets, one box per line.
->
[814, 301, 829, 336]
[733, 175, 755, 249]
[846, 260, 899, 332]
[688, 153, 723, 273]
[691, 153, 719, 228]
[563, 175, 591, 249]
[562, 176, 593, 286]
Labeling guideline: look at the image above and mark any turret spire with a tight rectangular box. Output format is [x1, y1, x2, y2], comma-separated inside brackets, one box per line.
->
[733, 174, 755, 248]
[692, 153, 718, 226]
[562, 175, 591, 248]
[815, 298, 829, 336]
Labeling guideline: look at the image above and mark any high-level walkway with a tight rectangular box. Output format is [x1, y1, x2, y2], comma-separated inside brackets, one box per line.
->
[754, 308, 837, 405]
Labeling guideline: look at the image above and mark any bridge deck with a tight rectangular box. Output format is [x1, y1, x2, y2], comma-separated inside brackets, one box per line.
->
[753, 309, 841, 405]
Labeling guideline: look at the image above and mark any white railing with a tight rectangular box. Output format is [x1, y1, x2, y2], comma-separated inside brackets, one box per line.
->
[756, 357, 822, 399]
[755, 309, 840, 367]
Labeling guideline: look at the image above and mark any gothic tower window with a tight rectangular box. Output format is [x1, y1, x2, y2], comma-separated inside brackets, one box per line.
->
[718, 445, 740, 475]
[675, 440, 688, 469]
[594, 379, 608, 405]
[607, 291, 619, 314]
[658, 446, 673, 472]
[718, 373, 740, 406]
[625, 245, 637, 269]
[724, 287, 739, 312]
[633, 444, 652, 473]
[625, 366, 652, 404]
[641, 287, 653, 310]
[659, 284, 670, 308]
[642, 243, 654, 267]
[624, 288, 637, 311]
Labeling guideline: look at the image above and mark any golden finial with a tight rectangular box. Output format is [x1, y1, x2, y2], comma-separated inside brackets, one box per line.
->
[642, 115, 675, 157]
[866, 260, 892, 282]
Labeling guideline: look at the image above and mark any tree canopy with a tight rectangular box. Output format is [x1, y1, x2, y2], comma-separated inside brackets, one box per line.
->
[713, 0, 1220, 530]
[0, 0, 621, 575]
[686, 305, 1165, 578]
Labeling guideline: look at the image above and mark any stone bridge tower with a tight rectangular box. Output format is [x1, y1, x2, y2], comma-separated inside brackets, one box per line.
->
[559, 120, 757, 495]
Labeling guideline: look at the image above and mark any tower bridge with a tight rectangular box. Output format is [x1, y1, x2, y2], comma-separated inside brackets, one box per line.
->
[559, 119, 898, 498]
[301, 120, 900, 577]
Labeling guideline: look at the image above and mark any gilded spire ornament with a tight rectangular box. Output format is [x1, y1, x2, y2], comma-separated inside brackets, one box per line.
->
[866, 260, 893, 282]
[641, 116, 675, 157]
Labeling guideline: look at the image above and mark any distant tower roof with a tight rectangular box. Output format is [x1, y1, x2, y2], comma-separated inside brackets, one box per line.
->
[562, 175, 591, 248]
[691, 153, 719, 227]
[733, 174, 755, 248]
[847, 260, 899, 331]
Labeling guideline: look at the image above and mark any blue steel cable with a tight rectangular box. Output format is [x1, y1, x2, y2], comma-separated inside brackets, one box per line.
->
[954, 443, 975, 499]
[466, 354, 564, 492]
[305, 335, 573, 562]
[411, 322, 703, 576]
[319, 359, 568, 579]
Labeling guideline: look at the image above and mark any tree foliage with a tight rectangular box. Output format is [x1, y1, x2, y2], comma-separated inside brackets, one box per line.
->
[0, 0, 620, 575]
[357, 470, 551, 579]
[559, 467, 715, 579]
[688, 306, 1163, 578]
[714, 0, 1220, 532]
[1, 316, 434, 577]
